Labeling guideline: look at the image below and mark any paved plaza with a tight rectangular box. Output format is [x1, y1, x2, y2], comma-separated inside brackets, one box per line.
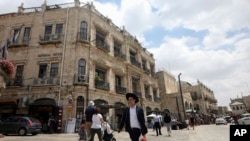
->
[0, 124, 229, 141]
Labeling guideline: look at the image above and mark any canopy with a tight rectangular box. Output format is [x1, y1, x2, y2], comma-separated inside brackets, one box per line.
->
[146, 114, 162, 118]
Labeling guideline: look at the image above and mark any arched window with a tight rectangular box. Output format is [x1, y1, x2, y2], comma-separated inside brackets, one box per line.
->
[80, 21, 88, 40]
[78, 59, 86, 81]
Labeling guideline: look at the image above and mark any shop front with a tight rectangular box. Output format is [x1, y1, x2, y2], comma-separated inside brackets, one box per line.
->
[0, 100, 17, 119]
[29, 98, 62, 133]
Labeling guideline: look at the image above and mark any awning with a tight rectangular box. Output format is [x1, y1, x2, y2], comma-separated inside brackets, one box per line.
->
[0, 99, 17, 105]
[29, 98, 56, 106]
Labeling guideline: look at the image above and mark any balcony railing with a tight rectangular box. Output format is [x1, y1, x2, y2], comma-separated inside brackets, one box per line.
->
[143, 67, 151, 74]
[133, 91, 142, 98]
[131, 59, 141, 68]
[77, 32, 89, 43]
[114, 51, 126, 60]
[145, 94, 152, 101]
[96, 40, 110, 52]
[33, 77, 59, 85]
[95, 80, 110, 91]
[6, 78, 23, 87]
[154, 97, 161, 102]
[115, 85, 127, 94]
[9, 37, 29, 48]
[73, 73, 88, 84]
[38, 34, 63, 45]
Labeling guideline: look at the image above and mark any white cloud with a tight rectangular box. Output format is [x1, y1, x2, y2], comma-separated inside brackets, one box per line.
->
[1, 0, 250, 108]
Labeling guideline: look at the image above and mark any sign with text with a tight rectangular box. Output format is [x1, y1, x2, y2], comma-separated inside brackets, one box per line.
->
[230, 125, 250, 141]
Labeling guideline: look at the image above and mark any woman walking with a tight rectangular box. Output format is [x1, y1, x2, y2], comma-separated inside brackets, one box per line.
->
[90, 108, 104, 141]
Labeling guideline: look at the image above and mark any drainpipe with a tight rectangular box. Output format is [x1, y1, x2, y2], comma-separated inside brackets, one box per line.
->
[86, 2, 92, 108]
[58, 7, 70, 106]
[178, 73, 186, 121]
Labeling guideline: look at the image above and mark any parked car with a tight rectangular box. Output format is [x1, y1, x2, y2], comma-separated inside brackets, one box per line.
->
[0, 116, 42, 136]
[238, 113, 250, 125]
[215, 117, 227, 125]
[224, 116, 233, 123]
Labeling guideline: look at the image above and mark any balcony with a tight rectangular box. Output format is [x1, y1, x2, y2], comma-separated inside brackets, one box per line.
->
[96, 40, 110, 52]
[133, 91, 142, 98]
[191, 92, 202, 101]
[131, 59, 141, 68]
[143, 67, 151, 74]
[115, 85, 126, 94]
[8, 37, 29, 48]
[38, 34, 63, 45]
[73, 74, 88, 85]
[95, 80, 110, 91]
[145, 94, 152, 101]
[114, 51, 126, 60]
[154, 96, 161, 102]
[6, 78, 23, 87]
[33, 77, 59, 86]
[77, 32, 89, 43]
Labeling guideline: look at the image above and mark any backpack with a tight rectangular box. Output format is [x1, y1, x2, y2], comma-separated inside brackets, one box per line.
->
[164, 114, 171, 123]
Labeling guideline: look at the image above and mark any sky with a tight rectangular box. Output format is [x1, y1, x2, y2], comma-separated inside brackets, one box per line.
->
[0, 0, 250, 109]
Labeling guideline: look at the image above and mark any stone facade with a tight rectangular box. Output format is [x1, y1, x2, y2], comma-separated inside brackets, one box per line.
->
[157, 71, 218, 123]
[0, 2, 160, 132]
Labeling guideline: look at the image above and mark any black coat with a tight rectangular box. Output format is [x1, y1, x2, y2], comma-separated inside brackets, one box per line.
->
[118, 106, 148, 135]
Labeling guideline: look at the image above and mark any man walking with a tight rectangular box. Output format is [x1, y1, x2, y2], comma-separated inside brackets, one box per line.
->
[85, 101, 96, 140]
[163, 111, 172, 136]
[118, 93, 148, 141]
[153, 113, 162, 136]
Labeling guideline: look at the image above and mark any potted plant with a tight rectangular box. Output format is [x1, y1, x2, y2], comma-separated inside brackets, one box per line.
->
[0, 59, 15, 81]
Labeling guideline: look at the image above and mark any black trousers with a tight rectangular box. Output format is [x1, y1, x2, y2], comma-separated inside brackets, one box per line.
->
[154, 122, 162, 136]
[128, 128, 141, 141]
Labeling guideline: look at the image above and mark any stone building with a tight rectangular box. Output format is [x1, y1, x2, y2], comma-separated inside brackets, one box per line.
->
[158, 76, 218, 123]
[0, 1, 160, 132]
[181, 80, 218, 123]
[229, 97, 247, 115]
[217, 106, 229, 116]
[242, 95, 250, 112]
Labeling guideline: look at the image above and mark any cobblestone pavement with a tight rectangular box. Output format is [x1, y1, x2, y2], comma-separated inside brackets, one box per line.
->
[0, 124, 229, 141]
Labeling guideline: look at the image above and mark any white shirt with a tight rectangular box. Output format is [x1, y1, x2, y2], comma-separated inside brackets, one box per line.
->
[154, 115, 161, 122]
[91, 114, 102, 129]
[129, 106, 141, 129]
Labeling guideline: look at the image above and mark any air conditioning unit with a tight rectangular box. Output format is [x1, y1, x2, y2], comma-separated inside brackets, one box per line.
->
[53, 34, 58, 40]
[78, 75, 86, 82]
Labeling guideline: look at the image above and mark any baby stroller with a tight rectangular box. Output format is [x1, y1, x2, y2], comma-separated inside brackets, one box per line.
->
[102, 122, 116, 141]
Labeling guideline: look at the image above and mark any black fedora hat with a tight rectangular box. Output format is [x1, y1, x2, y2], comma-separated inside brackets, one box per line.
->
[126, 93, 139, 103]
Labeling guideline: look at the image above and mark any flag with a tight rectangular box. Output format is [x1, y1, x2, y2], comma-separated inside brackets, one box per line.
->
[1, 39, 10, 60]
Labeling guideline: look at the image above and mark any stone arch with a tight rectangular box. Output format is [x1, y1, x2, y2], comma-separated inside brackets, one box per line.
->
[146, 106, 152, 115]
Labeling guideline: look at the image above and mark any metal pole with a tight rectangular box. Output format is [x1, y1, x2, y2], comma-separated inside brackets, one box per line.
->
[178, 73, 186, 121]
[175, 96, 181, 121]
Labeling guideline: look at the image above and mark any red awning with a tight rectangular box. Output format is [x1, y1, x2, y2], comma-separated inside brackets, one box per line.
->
[0, 99, 17, 105]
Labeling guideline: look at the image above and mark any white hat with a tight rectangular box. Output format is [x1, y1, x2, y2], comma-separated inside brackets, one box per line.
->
[88, 101, 95, 106]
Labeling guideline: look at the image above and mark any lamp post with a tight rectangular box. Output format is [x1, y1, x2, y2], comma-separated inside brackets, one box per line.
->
[178, 73, 186, 121]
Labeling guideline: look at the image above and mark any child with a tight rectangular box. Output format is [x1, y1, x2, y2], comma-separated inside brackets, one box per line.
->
[79, 120, 87, 141]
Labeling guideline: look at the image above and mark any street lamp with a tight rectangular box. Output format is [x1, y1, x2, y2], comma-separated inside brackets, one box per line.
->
[178, 73, 186, 121]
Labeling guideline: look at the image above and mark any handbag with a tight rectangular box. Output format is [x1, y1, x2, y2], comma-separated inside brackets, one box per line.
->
[140, 137, 147, 141]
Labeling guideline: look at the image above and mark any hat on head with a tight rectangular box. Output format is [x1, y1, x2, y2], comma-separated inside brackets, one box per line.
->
[88, 101, 95, 106]
[126, 93, 139, 103]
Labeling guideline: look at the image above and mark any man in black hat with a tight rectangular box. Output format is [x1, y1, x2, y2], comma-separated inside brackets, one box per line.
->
[118, 93, 148, 141]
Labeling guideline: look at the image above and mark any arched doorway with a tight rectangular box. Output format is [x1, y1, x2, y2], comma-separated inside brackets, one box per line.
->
[185, 101, 189, 110]
[94, 99, 109, 120]
[114, 102, 126, 129]
[146, 106, 152, 115]
[75, 96, 85, 132]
